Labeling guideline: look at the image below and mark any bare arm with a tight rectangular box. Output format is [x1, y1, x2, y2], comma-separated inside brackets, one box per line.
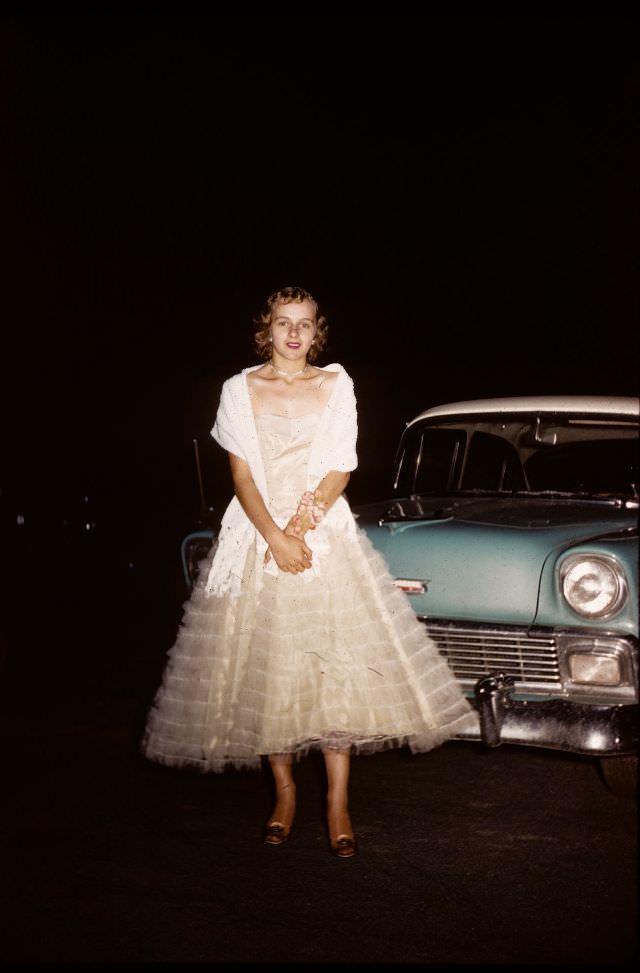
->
[279, 470, 350, 542]
[308, 470, 350, 516]
[228, 452, 313, 573]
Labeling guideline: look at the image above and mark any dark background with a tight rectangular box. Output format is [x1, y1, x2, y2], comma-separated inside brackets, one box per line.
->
[2, 15, 638, 566]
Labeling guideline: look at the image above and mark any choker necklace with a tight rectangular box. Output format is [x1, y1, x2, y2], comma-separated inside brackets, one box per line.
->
[270, 361, 308, 378]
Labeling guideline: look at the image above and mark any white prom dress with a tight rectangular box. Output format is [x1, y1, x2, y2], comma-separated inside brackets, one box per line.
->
[142, 411, 477, 772]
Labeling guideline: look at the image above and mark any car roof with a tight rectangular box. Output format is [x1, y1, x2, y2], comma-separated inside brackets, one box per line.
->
[408, 395, 640, 425]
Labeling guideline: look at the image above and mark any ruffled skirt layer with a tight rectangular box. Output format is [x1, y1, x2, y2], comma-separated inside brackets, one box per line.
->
[141, 527, 477, 773]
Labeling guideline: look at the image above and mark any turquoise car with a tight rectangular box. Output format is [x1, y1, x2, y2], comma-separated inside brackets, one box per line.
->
[355, 395, 638, 797]
[181, 395, 638, 796]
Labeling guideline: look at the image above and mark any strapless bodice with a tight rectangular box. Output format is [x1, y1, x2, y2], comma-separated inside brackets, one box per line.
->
[255, 412, 321, 521]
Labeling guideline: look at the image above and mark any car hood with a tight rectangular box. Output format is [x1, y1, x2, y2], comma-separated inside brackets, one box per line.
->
[355, 495, 637, 625]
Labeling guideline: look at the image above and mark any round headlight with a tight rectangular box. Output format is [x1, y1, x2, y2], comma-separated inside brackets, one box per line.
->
[561, 554, 628, 619]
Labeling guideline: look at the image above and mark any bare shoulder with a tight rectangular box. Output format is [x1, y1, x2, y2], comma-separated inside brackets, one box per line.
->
[246, 364, 272, 389]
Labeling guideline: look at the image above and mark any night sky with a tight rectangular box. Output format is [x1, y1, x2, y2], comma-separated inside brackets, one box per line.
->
[3, 15, 638, 543]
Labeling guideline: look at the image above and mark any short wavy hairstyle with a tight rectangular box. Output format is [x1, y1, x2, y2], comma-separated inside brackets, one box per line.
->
[253, 285, 328, 364]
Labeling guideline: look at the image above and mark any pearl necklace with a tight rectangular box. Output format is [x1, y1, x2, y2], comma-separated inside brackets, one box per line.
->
[270, 360, 308, 379]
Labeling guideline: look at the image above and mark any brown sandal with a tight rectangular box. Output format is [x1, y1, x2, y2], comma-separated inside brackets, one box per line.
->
[264, 822, 291, 845]
[330, 834, 358, 858]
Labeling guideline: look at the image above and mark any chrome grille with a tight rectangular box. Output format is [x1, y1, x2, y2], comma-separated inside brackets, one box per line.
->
[422, 619, 562, 691]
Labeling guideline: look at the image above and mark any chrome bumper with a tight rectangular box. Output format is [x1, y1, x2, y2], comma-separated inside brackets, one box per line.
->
[460, 671, 639, 756]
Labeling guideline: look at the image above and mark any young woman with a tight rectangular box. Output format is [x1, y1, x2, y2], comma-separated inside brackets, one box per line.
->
[142, 286, 476, 858]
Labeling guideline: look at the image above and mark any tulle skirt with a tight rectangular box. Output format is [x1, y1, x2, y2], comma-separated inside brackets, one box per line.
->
[141, 526, 477, 773]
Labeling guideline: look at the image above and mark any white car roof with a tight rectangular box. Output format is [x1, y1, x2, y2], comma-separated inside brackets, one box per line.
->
[408, 395, 640, 426]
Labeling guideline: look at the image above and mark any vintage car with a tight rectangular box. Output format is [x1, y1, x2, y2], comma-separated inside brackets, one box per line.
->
[181, 395, 639, 797]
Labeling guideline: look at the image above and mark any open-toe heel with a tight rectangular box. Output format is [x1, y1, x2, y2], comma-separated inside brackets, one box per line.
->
[330, 833, 358, 858]
[264, 821, 292, 845]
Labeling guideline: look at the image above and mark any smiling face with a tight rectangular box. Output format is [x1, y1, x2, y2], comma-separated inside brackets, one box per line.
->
[270, 299, 317, 365]
[253, 286, 328, 363]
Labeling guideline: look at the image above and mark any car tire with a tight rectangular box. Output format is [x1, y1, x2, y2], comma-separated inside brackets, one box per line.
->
[599, 755, 638, 799]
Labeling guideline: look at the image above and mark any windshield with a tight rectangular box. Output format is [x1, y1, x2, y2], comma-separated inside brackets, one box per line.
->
[393, 415, 639, 500]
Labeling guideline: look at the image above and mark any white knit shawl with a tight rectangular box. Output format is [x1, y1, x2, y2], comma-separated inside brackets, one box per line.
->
[203, 362, 358, 598]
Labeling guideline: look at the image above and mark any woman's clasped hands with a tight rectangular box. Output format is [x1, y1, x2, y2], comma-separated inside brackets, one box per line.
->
[264, 526, 313, 573]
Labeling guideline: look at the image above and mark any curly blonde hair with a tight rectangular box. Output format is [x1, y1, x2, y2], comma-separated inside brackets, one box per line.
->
[253, 285, 328, 363]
